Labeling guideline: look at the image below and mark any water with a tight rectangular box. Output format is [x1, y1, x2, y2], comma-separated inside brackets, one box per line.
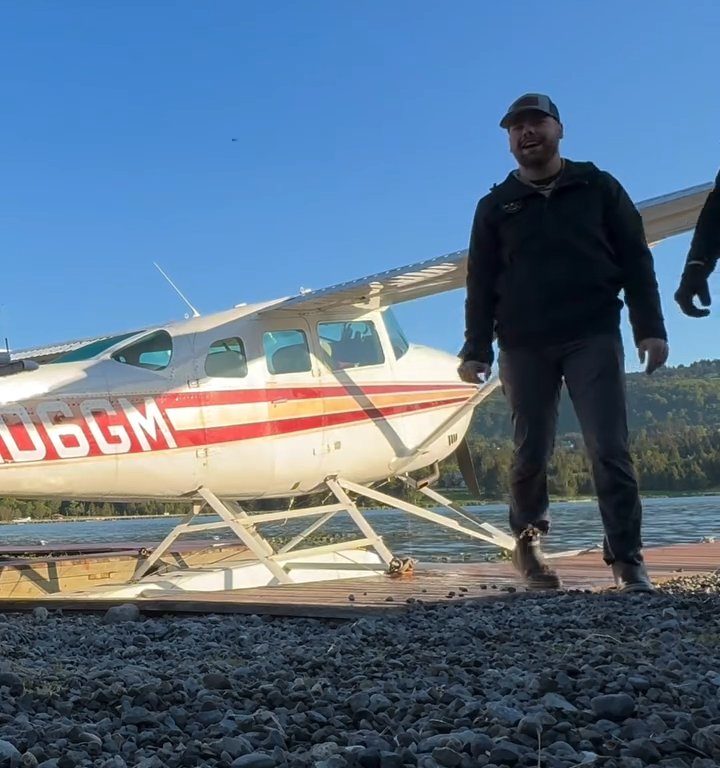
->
[1, 495, 718, 561]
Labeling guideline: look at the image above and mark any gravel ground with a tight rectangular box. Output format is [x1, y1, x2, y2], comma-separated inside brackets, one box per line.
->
[1, 574, 720, 768]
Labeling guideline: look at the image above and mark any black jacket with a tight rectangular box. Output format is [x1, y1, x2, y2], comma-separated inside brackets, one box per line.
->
[685, 169, 720, 274]
[461, 159, 667, 365]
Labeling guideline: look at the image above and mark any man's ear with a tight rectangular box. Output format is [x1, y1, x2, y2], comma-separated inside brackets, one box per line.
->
[558, 122, 564, 139]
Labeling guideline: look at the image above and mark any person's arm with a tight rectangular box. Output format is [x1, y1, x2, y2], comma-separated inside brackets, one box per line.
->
[602, 172, 667, 344]
[687, 170, 720, 271]
[460, 198, 500, 367]
[675, 170, 720, 317]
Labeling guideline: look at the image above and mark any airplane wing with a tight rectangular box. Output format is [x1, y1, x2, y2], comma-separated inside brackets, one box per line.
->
[9, 180, 714, 359]
[264, 249, 469, 315]
[9, 335, 116, 364]
[637, 181, 715, 245]
[262, 180, 715, 315]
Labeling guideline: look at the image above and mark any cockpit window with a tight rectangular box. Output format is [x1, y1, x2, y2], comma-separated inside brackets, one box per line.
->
[263, 330, 311, 375]
[383, 308, 409, 359]
[317, 320, 385, 369]
[51, 332, 142, 364]
[111, 330, 173, 371]
[205, 337, 248, 378]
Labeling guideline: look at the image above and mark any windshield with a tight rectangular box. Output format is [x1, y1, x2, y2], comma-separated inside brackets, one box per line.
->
[382, 308, 409, 359]
[112, 330, 173, 371]
[50, 332, 142, 363]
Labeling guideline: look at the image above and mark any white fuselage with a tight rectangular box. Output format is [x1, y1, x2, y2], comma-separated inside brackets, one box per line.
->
[0, 305, 475, 501]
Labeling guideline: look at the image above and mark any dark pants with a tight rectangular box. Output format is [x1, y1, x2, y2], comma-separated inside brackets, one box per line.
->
[498, 334, 643, 565]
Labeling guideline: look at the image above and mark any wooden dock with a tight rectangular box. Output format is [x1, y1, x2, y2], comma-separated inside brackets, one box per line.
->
[0, 540, 716, 619]
[0, 541, 252, 599]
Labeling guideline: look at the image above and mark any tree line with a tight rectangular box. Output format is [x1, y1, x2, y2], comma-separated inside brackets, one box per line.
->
[439, 425, 720, 500]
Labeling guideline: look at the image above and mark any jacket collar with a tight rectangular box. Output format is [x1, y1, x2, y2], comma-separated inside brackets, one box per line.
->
[489, 159, 598, 204]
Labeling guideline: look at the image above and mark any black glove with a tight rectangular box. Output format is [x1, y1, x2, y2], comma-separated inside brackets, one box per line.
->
[675, 262, 712, 317]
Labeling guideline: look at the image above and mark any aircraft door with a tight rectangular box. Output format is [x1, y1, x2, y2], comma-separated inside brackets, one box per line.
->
[312, 313, 406, 481]
[250, 317, 324, 495]
[189, 327, 273, 497]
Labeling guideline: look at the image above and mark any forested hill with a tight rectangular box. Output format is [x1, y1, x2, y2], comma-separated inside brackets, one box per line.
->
[470, 359, 720, 439]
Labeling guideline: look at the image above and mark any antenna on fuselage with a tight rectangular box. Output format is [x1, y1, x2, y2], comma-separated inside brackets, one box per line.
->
[153, 262, 201, 318]
[0, 305, 10, 365]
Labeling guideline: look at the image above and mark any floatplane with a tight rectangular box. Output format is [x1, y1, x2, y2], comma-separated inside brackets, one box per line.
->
[0, 180, 713, 598]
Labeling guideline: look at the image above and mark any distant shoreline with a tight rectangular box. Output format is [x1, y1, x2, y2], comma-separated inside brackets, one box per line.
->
[0, 513, 189, 525]
[2, 489, 719, 524]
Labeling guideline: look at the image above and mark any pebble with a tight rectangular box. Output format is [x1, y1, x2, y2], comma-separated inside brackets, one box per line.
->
[0, 574, 716, 767]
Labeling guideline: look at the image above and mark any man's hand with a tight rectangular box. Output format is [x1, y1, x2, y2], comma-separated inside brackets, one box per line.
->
[637, 338, 669, 375]
[458, 360, 491, 384]
[675, 263, 712, 317]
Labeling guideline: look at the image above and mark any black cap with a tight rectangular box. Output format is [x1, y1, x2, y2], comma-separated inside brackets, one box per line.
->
[499, 93, 560, 129]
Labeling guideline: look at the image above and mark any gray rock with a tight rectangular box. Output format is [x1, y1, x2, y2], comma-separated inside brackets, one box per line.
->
[311, 743, 340, 760]
[617, 759, 644, 768]
[68, 731, 101, 747]
[315, 759, 347, 768]
[627, 738, 662, 763]
[377, 753, 403, 768]
[356, 749, 382, 768]
[545, 741, 578, 758]
[692, 725, 720, 757]
[621, 719, 653, 741]
[468, 734, 494, 756]
[0, 740, 21, 768]
[230, 754, 276, 768]
[417, 736, 462, 754]
[489, 741, 525, 764]
[217, 737, 253, 759]
[590, 693, 636, 721]
[517, 711, 556, 737]
[203, 673, 232, 690]
[347, 692, 370, 713]
[102, 604, 140, 624]
[0, 673, 23, 697]
[120, 707, 157, 726]
[486, 703, 524, 726]
[31, 607, 49, 622]
[627, 675, 651, 692]
[541, 693, 578, 712]
[368, 694, 392, 713]
[197, 710, 224, 726]
[432, 747, 463, 767]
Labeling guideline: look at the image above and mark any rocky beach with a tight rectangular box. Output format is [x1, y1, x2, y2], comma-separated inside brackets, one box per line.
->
[0, 574, 719, 768]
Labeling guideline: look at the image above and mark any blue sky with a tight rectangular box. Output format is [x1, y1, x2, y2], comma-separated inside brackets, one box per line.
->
[0, 1, 718, 370]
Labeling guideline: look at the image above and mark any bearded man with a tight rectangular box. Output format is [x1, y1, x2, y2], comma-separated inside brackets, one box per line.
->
[458, 93, 668, 593]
